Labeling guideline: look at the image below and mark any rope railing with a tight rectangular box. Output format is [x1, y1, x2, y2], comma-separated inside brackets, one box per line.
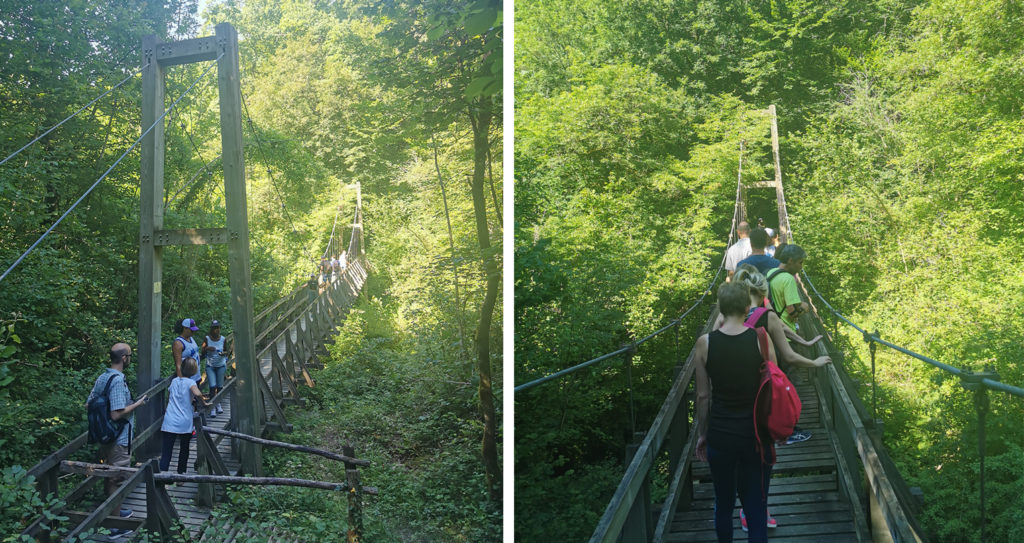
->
[800, 267, 1021, 543]
[515, 143, 744, 393]
[801, 269, 1022, 396]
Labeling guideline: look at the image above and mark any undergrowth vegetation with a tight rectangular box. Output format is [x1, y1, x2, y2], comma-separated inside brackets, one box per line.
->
[209, 274, 501, 542]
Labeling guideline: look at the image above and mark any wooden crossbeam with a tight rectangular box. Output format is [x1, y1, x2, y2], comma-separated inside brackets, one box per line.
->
[59, 461, 378, 494]
[200, 427, 371, 467]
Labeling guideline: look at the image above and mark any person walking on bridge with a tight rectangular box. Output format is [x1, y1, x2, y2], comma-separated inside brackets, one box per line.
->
[736, 228, 780, 276]
[694, 282, 775, 542]
[765, 245, 810, 333]
[201, 320, 230, 417]
[173, 318, 202, 383]
[87, 343, 148, 533]
[159, 357, 210, 480]
[725, 221, 752, 281]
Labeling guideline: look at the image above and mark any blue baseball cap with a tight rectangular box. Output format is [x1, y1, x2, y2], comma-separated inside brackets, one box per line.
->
[181, 318, 199, 331]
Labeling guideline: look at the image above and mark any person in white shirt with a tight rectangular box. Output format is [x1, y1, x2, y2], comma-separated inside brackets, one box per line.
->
[725, 221, 752, 280]
[159, 357, 209, 478]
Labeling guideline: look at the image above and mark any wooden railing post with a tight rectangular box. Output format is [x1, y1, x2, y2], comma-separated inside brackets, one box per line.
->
[666, 378, 692, 513]
[271, 346, 283, 400]
[343, 443, 364, 542]
[195, 413, 215, 507]
[622, 432, 652, 542]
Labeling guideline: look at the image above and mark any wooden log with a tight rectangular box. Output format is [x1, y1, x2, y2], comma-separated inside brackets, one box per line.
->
[60, 461, 378, 494]
[200, 427, 370, 466]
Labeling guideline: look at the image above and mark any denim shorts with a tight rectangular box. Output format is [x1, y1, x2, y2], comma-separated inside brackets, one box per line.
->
[206, 364, 227, 388]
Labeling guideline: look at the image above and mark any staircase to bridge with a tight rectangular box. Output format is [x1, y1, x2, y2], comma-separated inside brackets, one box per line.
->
[23, 252, 369, 542]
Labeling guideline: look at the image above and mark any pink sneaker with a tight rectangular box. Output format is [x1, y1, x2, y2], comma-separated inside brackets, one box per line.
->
[740, 508, 778, 531]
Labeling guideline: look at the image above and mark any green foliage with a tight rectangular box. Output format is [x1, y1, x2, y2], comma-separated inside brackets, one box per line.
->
[517, 0, 1022, 541]
[210, 276, 501, 541]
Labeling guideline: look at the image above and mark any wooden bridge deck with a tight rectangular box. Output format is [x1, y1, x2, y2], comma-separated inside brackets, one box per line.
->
[666, 367, 859, 542]
[85, 320, 312, 542]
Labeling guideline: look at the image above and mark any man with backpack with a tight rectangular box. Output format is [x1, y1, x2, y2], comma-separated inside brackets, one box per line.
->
[86, 343, 147, 532]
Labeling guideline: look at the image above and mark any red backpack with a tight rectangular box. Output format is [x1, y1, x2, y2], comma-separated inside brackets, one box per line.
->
[749, 326, 801, 464]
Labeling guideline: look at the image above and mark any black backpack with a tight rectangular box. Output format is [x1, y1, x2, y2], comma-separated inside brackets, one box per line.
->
[87, 373, 129, 445]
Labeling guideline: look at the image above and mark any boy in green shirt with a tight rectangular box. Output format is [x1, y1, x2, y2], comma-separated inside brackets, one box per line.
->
[766, 244, 809, 332]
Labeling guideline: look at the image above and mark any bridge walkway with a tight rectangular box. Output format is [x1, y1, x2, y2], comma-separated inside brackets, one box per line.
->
[665, 367, 858, 542]
[25, 257, 368, 542]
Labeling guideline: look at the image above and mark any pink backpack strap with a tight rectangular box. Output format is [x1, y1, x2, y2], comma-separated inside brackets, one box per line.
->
[745, 307, 769, 328]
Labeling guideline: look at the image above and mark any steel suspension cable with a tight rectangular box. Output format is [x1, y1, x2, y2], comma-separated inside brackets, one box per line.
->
[238, 90, 318, 270]
[800, 269, 1023, 397]
[322, 205, 341, 261]
[0, 55, 222, 285]
[0, 64, 150, 167]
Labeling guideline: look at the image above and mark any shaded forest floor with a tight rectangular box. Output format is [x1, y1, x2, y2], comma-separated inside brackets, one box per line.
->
[209, 274, 502, 542]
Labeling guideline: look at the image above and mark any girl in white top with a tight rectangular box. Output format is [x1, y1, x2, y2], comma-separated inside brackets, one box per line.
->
[201, 320, 230, 416]
[159, 358, 209, 475]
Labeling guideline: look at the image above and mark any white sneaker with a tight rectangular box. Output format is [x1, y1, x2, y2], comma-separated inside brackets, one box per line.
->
[216, 404, 224, 414]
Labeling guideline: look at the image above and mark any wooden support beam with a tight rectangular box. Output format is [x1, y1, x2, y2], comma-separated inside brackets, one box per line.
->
[200, 427, 371, 466]
[59, 461, 377, 494]
[216, 22, 262, 477]
[153, 227, 228, 245]
[137, 32, 168, 459]
[155, 36, 218, 66]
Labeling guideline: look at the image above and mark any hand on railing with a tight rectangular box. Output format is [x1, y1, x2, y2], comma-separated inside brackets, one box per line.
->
[695, 435, 708, 463]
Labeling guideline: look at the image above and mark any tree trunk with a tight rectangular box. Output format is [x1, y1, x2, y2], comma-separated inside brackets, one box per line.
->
[468, 97, 500, 501]
[432, 134, 469, 361]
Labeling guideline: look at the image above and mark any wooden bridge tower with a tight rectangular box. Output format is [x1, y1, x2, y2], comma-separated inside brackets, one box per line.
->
[136, 23, 263, 475]
[738, 105, 792, 243]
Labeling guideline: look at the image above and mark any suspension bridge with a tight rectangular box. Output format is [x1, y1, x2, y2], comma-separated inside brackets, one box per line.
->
[4, 24, 375, 541]
[516, 106, 1024, 543]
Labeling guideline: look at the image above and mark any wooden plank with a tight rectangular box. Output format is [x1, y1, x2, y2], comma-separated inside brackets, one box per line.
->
[63, 461, 149, 541]
[154, 227, 228, 245]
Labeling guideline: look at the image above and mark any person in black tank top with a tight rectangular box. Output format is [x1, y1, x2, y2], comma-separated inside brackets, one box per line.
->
[694, 282, 775, 542]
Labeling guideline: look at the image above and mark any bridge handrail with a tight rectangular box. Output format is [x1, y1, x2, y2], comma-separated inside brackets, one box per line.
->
[800, 269, 1023, 397]
[515, 164, 744, 394]
[589, 309, 716, 543]
[27, 376, 174, 480]
[23, 258, 364, 496]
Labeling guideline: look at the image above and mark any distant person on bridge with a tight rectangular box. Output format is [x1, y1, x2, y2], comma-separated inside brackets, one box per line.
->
[159, 357, 210, 481]
[87, 343, 148, 528]
[764, 228, 779, 258]
[339, 250, 347, 271]
[736, 228, 780, 275]
[201, 320, 229, 418]
[330, 255, 340, 282]
[725, 221, 752, 281]
[695, 282, 775, 541]
[173, 318, 202, 383]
